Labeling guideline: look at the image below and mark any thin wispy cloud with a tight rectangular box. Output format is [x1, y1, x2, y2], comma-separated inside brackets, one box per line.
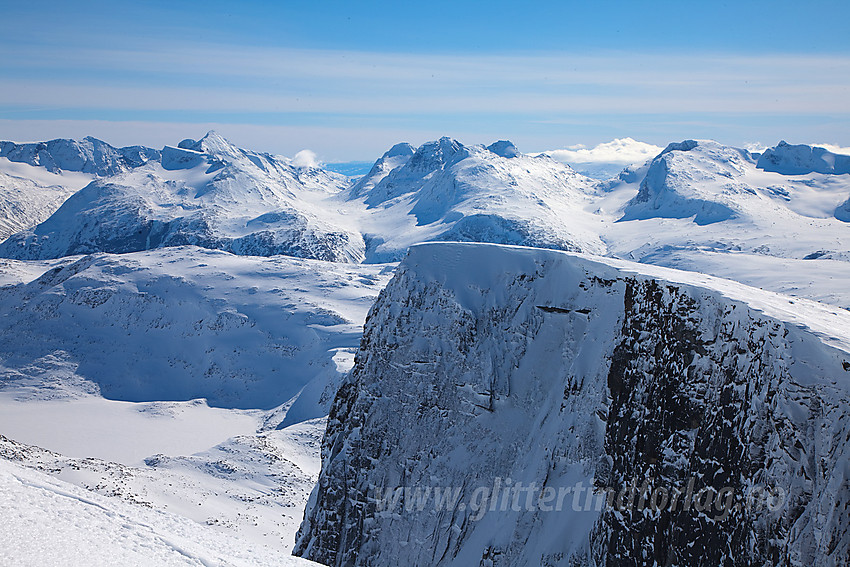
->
[2, 44, 849, 117]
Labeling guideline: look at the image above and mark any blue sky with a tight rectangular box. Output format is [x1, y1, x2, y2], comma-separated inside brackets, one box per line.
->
[1, 0, 848, 160]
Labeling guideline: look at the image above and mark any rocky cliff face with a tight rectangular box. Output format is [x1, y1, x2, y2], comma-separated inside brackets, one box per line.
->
[295, 242, 850, 566]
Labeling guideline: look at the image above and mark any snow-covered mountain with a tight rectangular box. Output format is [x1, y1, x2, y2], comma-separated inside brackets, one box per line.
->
[757, 140, 850, 175]
[0, 136, 163, 241]
[0, 136, 161, 177]
[296, 242, 850, 566]
[0, 246, 392, 410]
[1, 131, 849, 565]
[3, 133, 848, 273]
[0, 168, 79, 240]
[346, 137, 606, 262]
[597, 140, 850, 301]
[0, 146, 106, 239]
[0, 132, 365, 262]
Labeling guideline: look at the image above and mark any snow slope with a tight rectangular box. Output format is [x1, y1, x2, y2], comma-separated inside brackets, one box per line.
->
[3, 133, 847, 282]
[0, 157, 94, 239]
[1, 132, 849, 565]
[757, 140, 850, 175]
[0, 440, 322, 566]
[599, 140, 850, 298]
[0, 132, 364, 262]
[297, 242, 850, 566]
[0, 246, 393, 410]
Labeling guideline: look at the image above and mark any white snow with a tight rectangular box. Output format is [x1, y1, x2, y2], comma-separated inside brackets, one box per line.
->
[0, 157, 92, 239]
[344, 137, 606, 262]
[298, 241, 850, 565]
[0, 132, 364, 262]
[0, 396, 258, 465]
[0, 246, 393, 410]
[0, 456, 320, 566]
[2, 132, 850, 565]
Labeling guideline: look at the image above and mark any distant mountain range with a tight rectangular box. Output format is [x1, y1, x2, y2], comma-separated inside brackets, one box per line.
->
[2, 130, 850, 566]
[2, 131, 848, 273]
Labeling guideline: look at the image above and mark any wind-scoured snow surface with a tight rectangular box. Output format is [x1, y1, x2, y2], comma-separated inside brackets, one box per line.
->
[296, 242, 850, 566]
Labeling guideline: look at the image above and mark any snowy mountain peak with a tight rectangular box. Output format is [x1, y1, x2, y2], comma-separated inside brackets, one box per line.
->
[348, 143, 416, 200]
[757, 140, 850, 175]
[174, 131, 241, 160]
[296, 242, 850, 567]
[0, 131, 365, 262]
[621, 139, 749, 225]
[486, 140, 519, 158]
[407, 136, 468, 172]
[383, 142, 415, 159]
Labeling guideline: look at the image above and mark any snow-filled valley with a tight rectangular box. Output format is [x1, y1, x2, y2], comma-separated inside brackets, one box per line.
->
[1, 132, 849, 566]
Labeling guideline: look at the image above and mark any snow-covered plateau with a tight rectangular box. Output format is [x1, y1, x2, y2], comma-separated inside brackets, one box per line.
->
[1, 132, 849, 565]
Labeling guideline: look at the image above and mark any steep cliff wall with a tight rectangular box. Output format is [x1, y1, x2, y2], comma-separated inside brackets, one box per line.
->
[296, 242, 850, 566]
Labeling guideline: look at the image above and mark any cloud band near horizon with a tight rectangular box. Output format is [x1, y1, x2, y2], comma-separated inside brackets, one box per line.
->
[1, 43, 848, 160]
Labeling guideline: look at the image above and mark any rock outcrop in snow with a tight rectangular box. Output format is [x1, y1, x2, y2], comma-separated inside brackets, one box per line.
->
[295, 242, 850, 566]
